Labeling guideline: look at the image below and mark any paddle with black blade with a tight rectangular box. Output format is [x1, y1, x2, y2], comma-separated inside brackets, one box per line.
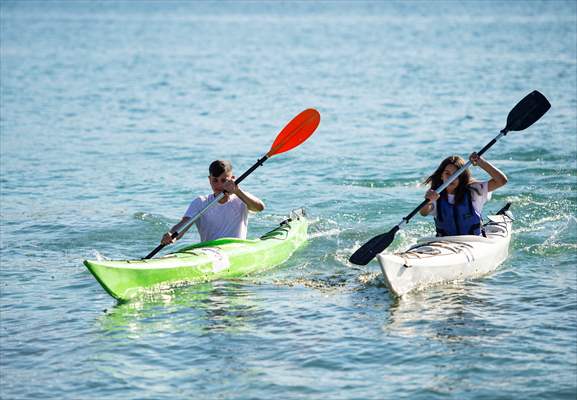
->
[349, 90, 551, 266]
[144, 108, 321, 259]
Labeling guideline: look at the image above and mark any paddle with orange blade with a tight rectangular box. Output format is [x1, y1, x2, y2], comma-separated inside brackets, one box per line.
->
[144, 109, 321, 259]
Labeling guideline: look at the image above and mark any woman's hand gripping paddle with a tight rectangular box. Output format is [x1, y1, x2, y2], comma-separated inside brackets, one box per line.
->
[144, 109, 321, 259]
[349, 90, 551, 266]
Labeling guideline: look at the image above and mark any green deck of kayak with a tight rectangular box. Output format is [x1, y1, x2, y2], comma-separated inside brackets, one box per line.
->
[84, 210, 308, 301]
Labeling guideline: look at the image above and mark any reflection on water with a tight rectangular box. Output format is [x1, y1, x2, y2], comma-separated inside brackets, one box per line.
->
[99, 281, 262, 335]
[386, 283, 507, 345]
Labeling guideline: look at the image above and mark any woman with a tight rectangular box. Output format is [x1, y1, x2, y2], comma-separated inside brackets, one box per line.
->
[420, 153, 508, 236]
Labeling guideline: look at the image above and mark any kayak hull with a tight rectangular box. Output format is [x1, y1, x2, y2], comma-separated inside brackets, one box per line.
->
[84, 209, 308, 301]
[377, 212, 513, 297]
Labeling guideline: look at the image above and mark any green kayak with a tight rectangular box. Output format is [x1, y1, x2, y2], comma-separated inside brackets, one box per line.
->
[84, 209, 308, 301]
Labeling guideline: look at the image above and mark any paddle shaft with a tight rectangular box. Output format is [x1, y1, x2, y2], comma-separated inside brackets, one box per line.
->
[143, 154, 269, 259]
[398, 130, 508, 228]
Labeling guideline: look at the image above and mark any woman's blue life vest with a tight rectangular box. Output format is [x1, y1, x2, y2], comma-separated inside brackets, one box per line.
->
[434, 189, 482, 236]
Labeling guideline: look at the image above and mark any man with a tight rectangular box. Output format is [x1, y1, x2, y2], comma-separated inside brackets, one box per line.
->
[160, 160, 265, 244]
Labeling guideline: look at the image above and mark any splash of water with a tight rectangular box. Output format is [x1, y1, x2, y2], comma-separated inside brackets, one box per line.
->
[308, 228, 341, 239]
[94, 251, 110, 262]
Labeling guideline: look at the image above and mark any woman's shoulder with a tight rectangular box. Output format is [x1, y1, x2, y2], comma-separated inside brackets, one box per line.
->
[468, 180, 490, 199]
[468, 180, 488, 190]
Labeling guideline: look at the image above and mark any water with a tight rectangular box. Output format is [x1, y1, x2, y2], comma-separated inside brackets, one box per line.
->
[1, 1, 576, 399]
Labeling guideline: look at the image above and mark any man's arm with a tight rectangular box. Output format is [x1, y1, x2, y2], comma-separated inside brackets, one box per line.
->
[223, 180, 265, 212]
[235, 187, 265, 212]
[161, 216, 192, 245]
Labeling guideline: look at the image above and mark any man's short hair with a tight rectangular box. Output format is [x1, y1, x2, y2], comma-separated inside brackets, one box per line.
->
[209, 160, 233, 177]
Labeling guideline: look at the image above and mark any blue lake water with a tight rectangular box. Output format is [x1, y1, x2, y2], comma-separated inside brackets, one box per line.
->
[1, 1, 576, 399]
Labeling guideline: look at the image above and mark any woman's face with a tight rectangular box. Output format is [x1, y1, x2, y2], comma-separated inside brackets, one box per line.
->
[441, 163, 459, 192]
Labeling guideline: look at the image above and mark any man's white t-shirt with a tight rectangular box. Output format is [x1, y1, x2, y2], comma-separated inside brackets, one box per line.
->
[184, 194, 249, 242]
[428, 181, 491, 217]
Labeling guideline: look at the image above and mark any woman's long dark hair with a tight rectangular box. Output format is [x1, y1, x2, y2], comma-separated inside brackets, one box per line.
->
[424, 155, 478, 204]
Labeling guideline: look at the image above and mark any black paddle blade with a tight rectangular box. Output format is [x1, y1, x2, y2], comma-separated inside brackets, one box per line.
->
[495, 202, 512, 215]
[503, 90, 551, 133]
[349, 226, 399, 266]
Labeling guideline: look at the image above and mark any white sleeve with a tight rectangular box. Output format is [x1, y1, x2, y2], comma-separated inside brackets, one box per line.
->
[184, 197, 204, 218]
[471, 182, 491, 214]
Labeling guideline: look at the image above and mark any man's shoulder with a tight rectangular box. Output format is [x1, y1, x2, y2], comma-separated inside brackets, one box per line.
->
[187, 194, 213, 210]
[193, 193, 213, 202]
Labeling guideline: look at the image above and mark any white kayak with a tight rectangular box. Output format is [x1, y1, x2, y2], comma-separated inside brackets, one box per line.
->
[377, 204, 514, 297]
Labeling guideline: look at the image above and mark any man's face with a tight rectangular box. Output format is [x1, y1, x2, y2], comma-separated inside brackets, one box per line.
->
[208, 172, 234, 194]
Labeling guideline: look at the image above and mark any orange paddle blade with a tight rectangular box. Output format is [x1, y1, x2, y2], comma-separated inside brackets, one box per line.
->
[267, 109, 320, 157]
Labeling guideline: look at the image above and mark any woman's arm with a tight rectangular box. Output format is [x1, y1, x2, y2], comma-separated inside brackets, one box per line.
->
[420, 189, 439, 216]
[470, 152, 508, 192]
